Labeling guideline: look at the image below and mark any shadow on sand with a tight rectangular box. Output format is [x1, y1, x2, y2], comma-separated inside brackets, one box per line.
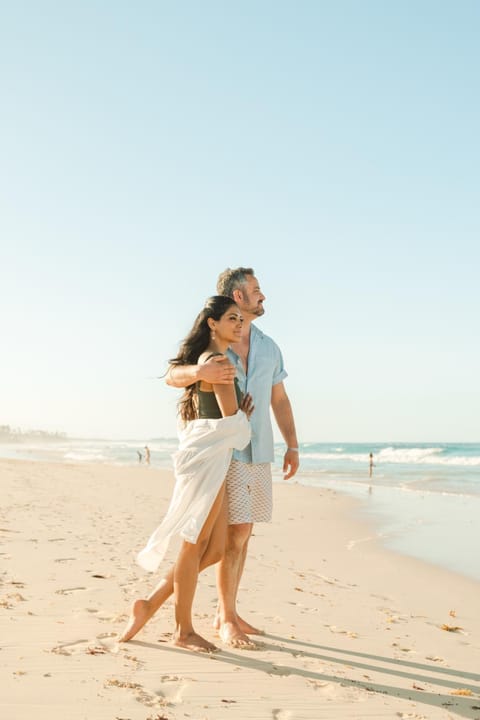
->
[128, 632, 480, 719]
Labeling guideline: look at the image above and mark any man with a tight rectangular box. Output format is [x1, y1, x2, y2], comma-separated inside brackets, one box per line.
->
[120, 267, 298, 647]
[169, 267, 299, 647]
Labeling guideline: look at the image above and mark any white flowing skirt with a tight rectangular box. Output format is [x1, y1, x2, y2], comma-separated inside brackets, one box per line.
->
[136, 410, 251, 572]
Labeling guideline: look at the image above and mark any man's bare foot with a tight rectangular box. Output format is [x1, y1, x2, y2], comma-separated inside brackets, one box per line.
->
[218, 621, 260, 649]
[237, 614, 265, 635]
[119, 599, 153, 642]
[173, 631, 218, 653]
[213, 613, 264, 636]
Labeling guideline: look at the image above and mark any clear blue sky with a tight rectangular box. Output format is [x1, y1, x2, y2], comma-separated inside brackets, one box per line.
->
[1, 1, 479, 441]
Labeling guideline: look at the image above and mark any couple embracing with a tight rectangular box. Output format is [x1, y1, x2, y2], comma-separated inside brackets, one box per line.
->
[120, 267, 299, 652]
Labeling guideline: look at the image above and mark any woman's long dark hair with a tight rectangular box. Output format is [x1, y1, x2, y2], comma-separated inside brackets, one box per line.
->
[170, 295, 237, 422]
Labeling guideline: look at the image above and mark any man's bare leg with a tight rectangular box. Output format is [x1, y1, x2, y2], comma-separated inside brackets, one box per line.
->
[216, 523, 259, 647]
[213, 533, 263, 635]
[231, 537, 264, 635]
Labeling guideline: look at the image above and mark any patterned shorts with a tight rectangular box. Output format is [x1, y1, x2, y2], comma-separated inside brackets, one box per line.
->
[225, 460, 273, 525]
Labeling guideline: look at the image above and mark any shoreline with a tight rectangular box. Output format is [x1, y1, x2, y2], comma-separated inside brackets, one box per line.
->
[290, 473, 480, 584]
[1, 458, 479, 719]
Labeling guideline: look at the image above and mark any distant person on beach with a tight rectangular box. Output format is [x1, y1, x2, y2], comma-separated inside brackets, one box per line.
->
[144, 445, 151, 465]
[137, 450, 142, 463]
[121, 296, 253, 652]
[120, 267, 298, 650]
[369, 452, 375, 478]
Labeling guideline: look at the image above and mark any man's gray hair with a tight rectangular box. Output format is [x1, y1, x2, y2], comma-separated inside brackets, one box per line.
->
[216, 267, 254, 299]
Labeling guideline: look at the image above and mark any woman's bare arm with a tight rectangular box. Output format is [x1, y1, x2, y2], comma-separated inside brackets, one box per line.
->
[212, 382, 240, 417]
[197, 352, 238, 418]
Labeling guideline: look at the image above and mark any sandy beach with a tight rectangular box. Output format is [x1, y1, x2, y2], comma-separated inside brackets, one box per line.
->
[1, 457, 479, 720]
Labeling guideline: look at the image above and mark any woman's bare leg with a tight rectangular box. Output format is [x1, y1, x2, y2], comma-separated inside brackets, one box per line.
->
[120, 488, 228, 644]
[119, 569, 174, 642]
[173, 485, 226, 651]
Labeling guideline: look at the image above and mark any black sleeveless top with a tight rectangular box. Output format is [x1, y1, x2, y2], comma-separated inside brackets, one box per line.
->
[196, 353, 243, 419]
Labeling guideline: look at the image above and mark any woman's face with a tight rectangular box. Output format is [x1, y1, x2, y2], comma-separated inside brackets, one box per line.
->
[212, 304, 244, 344]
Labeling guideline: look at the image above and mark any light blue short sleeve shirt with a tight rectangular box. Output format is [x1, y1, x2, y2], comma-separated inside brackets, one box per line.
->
[226, 324, 287, 464]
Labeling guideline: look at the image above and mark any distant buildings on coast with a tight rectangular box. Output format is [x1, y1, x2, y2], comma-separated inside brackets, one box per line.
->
[0, 425, 67, 443]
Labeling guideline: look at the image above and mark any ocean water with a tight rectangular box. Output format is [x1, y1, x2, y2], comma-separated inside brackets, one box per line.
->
[275, 442, 480, 583]
[0, 437, 179, 468]
[281, 442, 480, 496]
[2, 439, 479, 581]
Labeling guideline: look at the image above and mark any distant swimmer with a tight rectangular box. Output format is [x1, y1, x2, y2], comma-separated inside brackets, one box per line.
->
[144, 445, 151, 465]
[137, 450, 142, 463]
[369, 452, 375, 479]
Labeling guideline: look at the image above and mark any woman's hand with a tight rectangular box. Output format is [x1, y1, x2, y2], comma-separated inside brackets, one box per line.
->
[239, 393, 254, 419]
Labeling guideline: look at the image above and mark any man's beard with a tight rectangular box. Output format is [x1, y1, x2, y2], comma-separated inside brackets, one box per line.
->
[252, 303, 265, 317]
[240, 291, 265, 317]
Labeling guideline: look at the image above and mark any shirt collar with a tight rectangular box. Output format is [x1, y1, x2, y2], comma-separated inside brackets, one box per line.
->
[228, 323, 264, 361]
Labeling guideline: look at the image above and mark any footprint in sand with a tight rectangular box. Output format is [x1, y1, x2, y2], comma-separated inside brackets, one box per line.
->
[379, 607, 409, 624]
[269, 666, 292, 677]
[0, 592, 27, 608]
[54, 558, 77, 563]
[306, 679, 330, 691]
[50, 635, 120, 656]
[371, 593, 392, 601]
[55, 587, 87, 595]
[96, 611, 128, 623]
[425, 655, 446, 664]
[264, 615, 285, 624]
[134, 687, 168, 707]
[94, 635, 120, 654]
[105, 676, 187, 708]
[156, 676, 189, 704]
[272, 710, 292, 720]
[50, 639, 90, 655]
[325, 625, 358, 638]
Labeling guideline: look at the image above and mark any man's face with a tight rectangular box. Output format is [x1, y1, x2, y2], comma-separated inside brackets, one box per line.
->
[235, 275, 265, 318]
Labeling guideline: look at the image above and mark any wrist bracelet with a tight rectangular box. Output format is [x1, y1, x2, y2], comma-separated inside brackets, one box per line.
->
[287, 447, 299, 452]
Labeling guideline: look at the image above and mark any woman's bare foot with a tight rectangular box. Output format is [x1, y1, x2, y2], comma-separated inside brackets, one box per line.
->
[173, 631, 219, 653]
[218, 621, 260, 649]
[119, 599, 154, 642]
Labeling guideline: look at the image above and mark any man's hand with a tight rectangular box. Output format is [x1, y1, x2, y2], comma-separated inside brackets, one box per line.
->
[198, 355, 236, 384]
[283, 448, 299, 480]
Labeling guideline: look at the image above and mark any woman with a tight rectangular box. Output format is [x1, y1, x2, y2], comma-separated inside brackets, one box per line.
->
[121, 296, 253, 652]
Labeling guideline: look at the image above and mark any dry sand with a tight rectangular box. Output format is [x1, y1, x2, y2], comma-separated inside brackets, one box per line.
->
[1, 458, 479, 719]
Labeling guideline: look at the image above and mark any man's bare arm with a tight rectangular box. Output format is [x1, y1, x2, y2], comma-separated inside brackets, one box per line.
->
[166, 355, 236, 389]
[271, 381, 299, 480]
